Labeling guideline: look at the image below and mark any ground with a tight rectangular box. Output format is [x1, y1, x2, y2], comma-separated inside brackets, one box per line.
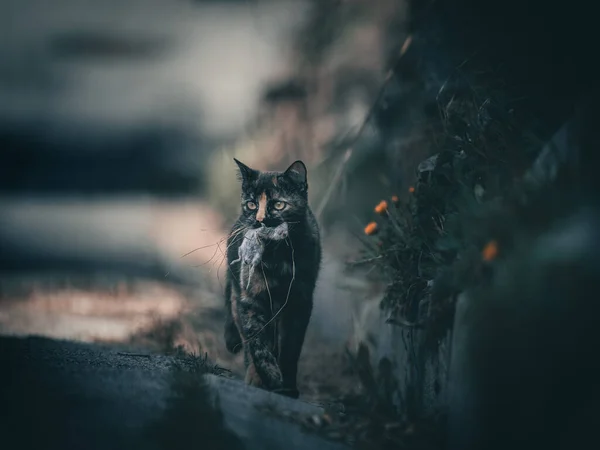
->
[0, 335, 348, 450]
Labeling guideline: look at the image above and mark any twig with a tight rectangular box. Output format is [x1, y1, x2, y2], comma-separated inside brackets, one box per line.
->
[117, 352, 152, 358]
[180, 243, 217, 259]
[346, 255, 383, 266]
[346, 34, 413, 145]
[385, 210, 407, 239]
[315, 148, 353, 221]
[314, 34, 413, 221]
[385, 316, 425, 329]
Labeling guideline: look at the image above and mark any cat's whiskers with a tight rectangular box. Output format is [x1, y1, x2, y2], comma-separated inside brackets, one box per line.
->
[182, 232, 231, 265]
[229, 225, 248, 239]
[210, 242, 232, 273]
[218, 231, 248, 270]
[182, 224, 249, 259]
[192, 237, 228, 267]
[191, 225, 249, 270]
[225, 226, 251, 251]
[213, 242, 228, 285]
[180, 242, 219, 259]
[217, 232, 246, 289]
[208, 241, 224, 274]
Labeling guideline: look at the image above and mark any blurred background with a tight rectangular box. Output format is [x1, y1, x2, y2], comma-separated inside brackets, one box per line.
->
[0, 0, 411, 401]
[1, 0, 597, 412]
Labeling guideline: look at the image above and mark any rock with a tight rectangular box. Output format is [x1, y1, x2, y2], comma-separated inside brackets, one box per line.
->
[0, 336, 346, 450]
[202, 374, 346, 450]
[447, 207, 600, 450]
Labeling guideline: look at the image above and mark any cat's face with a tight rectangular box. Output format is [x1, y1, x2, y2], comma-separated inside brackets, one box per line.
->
[234, 159, 309, 229]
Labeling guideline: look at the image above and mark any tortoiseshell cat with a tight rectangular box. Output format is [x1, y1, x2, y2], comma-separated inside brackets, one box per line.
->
[224, 158, 321, 399]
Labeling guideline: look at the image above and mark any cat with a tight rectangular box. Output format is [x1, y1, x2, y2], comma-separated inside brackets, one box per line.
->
[224, 158, 321, 399]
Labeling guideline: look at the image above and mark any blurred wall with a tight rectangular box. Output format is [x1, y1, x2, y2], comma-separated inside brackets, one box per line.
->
[0, 0, 308, 139]
[0, 0, 310, 196]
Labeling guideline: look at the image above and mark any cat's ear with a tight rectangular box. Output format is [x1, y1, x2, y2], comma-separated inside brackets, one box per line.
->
[233, 158, 258, 184]
[283, 160, 307, 187]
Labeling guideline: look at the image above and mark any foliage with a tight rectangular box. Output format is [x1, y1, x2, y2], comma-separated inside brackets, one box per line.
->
[354, 77, 541, 349]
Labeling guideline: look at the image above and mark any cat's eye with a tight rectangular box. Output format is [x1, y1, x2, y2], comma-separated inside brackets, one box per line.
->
[246, 201, 257, 210]
[273, 201, 286, 211]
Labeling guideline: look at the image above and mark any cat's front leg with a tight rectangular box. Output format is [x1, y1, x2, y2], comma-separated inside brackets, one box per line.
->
[224, 279, 242, 354]
[277, 283, 314, 399]
[235, 287, 283, 391]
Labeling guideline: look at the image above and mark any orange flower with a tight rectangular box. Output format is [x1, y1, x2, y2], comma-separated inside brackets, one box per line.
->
[364, 222, 378, 236]
[391, 195, 399, 204]
[482, 240, 498, 261]
[408, 186, 415, 193]
[374, 200, 388, 214]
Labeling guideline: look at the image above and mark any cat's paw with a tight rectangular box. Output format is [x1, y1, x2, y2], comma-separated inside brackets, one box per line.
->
[244, 364, 263, 388]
